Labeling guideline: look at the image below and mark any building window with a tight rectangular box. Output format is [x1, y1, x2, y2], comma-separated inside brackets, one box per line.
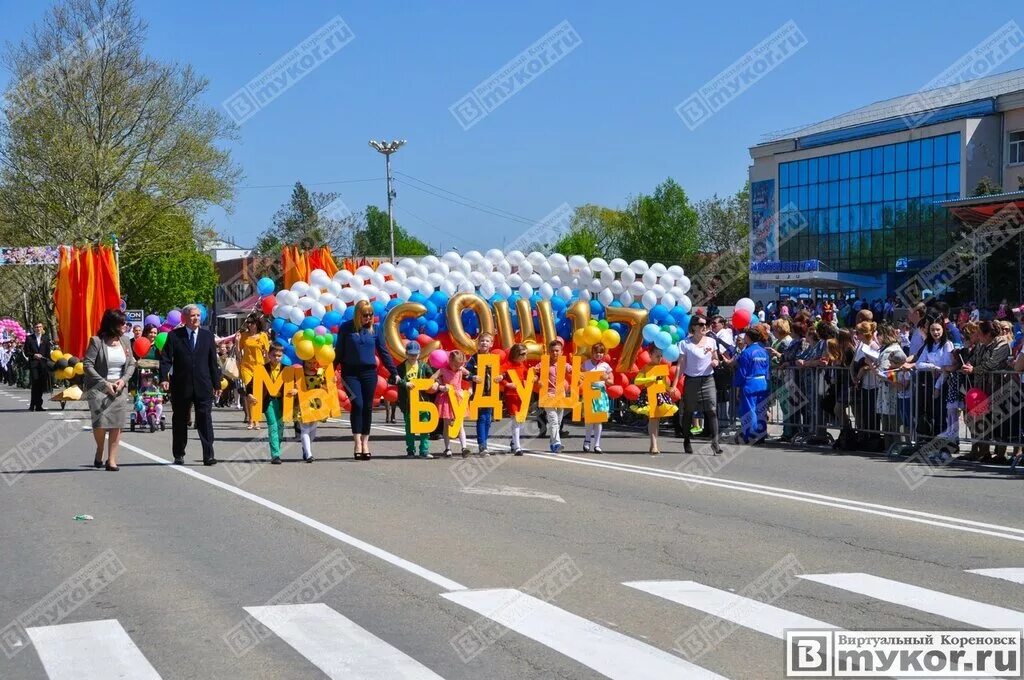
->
[1010, 130, 1024, 166]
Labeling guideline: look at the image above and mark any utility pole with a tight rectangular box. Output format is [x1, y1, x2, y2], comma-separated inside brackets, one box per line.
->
[368, 139, 406, 262]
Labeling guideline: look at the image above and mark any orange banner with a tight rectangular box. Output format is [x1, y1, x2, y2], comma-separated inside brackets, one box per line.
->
[282, 246, 339, 288]
[53, 245, 121, 358]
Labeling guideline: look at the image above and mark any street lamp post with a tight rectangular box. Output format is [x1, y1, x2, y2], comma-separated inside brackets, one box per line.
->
[368, 139, 406, 262]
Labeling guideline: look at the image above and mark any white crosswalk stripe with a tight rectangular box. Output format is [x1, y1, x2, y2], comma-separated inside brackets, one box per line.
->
[800, 572, 1024, 630]
[26, 619, 162, 680]
[624, 580, 836, 638]
[245, 603, 445, 679]
[967, 567, 1024, 585]
[442, 588, 727, 680]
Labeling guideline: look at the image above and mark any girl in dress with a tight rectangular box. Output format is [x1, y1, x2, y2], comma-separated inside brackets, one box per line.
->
[432, 350, 471, 457]
[631, 346, 679, 455]
[582, 343, 613, 453]
[501, 343, 529, 455]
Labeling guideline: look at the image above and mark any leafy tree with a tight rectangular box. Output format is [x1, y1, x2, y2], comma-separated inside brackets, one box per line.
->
[694, 183, 751, 301]
[615, 178, 700, 269]
[0, 0, 240, 269]
[972, 177, 1003, 197]
[252, 181, 357, 258]
[353, 205, 432, 257]
[551, 204, 623, 259]
[121, 247, 218, 313]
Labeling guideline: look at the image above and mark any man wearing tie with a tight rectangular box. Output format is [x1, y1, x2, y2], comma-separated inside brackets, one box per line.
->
[160, 304, 221, 465]
[23, 322, 52, 411]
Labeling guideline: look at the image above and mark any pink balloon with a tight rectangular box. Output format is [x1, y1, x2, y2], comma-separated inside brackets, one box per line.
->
[428, 349, 449, 370]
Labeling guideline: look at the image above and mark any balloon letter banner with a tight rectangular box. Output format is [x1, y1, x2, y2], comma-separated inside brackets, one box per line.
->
[295, 363, 342, 423]
[385, 302, 439, 361]
[409, 378, 440, 434]
[644, 364, 668, 412]
[537, 355, 582, 420]
[446, 293, 496, 354]
[469, 353, 503, 420]
[506, 365, 537, 423]
[605, 306, 648, 372]
[250, 365, 296, 423]
[581, 370, 609, 425]
[493, 299, 544, 358]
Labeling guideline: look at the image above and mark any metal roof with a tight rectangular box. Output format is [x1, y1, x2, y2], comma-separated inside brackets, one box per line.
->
[938, 190, 1024, 207]
[760, 67, 1024, 144]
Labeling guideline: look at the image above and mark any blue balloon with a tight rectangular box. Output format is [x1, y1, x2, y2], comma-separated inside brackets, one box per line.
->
[257, 277, 275, 296]
[642, 323, 661, 342]
[386, 298, 401, 311]
[424, 301, 438, 317]
[410, 292, 427, 305]
[589, 300, 603, 316]
[424, 320, 439, 336]
[663, 344, 680, 362]
[322, 311, 342, 329]
[271, 317, 285, 334]
[342, 307, 354, 321]
[300, 316, 320, 330]
[550, 297, 567, 312]
[280, 354, 293, 367]
[372, 301, 386, 317]
[415, 316, 427, 330]
[280, 322, 299, 340]
[283, 344, 298, 362]
[610, 300, 623, 308]
[630, 301, 644, 309]
[655, 331, 673, 350]
[650, 304, 669, 323]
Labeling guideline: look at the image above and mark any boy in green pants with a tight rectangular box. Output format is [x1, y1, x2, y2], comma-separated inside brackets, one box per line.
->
[396, 341, 433, 458]
[248, 341, 287, 464]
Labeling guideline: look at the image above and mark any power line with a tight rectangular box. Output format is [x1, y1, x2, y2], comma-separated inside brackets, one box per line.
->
[394, 171, 541, 224]
[395, 180, 536, 226]
[394, 206, 475, 248]
[238, 177, 384, 190]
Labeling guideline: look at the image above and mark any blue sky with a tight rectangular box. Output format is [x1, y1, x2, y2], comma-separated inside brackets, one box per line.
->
[1, 0, 1022, 252]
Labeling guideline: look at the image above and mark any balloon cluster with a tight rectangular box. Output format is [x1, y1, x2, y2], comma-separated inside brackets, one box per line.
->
[730, 297, 757, 332]
[143, 304, 209, 353]
[0, 318, 27, 343]
[48, 349, 83, 381]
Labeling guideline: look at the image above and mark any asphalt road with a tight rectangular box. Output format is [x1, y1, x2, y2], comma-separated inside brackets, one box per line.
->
[1, 385, 1022, 680]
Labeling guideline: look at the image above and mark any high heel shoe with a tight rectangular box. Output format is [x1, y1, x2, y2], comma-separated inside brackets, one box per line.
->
[93, 455, 104, 469]
[105, 463, 119, 471]
[711, 440, 723, 455]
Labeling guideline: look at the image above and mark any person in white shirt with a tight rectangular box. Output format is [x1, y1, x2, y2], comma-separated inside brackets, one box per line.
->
[675, 314, 723, 455]
[581, 343, 613, 453]
[851, 321, 881, 439]
[902, 320, 955, 453]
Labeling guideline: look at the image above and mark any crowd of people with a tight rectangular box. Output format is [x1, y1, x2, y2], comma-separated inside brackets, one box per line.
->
[8, 294, 1024, 470]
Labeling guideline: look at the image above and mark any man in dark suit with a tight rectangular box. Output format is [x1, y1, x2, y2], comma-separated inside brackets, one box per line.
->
[160, 304, 222, 465]
[23, 322, 52, 411]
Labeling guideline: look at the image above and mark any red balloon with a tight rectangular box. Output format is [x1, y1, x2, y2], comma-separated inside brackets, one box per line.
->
[416, 333, 434, 346]
[375, 376, 388, 397]
[260, 295, 276, 316]
[606, 384, 624, 399]
[623, 384, 641, 402]
[132, 337, 152, 357]
[731, 308, 752, 332]
[383, 388, 399, 404]
[965, 387, 989, 417]
[636, 350, 651, 369]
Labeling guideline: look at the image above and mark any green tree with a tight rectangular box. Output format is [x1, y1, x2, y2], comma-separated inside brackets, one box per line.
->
[354, 205, 432, 257]
[0, 0, 240, 269]
[694, 183, 751, 301]
[616, 178, 700, 269]
[121, 247, 218, 313]
[972, 177, 1003, 197]
[551, 204, 623, 259]
[252, 181, 357, 258]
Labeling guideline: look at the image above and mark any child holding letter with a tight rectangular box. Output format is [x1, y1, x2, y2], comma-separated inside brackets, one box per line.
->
[432, 349, 471, 458]
[631, 345, 678, 455]
[395, 341, 433, 458]
[501, 343, 529, 456]
[582, 343, 613, 453]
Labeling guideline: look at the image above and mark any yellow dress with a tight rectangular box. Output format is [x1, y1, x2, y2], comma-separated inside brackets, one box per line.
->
[239, 332, 270, 385]
[630, 370, 679, 418]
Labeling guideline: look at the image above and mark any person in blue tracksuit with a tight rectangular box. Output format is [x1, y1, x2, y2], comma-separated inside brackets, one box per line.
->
[735, 325, 771, 444]
[333, 299, 397, 460]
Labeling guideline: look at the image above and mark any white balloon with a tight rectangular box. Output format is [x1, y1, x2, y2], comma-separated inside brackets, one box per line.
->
[288, 307, 305, 325]
[363, 286, 381, 301]
[414, 265, 429, 280]
[339, 288, 358, 303]
[291, 281, 310, 296]
[669, 286, 686, 300]
[641, 290, 658, 310]
[507, 250, 526, 266]
[448, 271, 466, 285]
[421, 255, 440, 269]
[463, 250, 483, 264]
[517, 260, 534, 278]
[354, 291, 370, 303]
[310, 302, 327, 319]
[618, 290, 633, 306]
[535, 261, 552, 280]
[469, 271, 486, 287]
[547, 253, 567, 270]
[479, 280, 496, 299]
[496, 282, 513, 298]
[609, 258, 628, 273]
[628, 281, 646, 296]
[458, 279, 475, 293]
[661, 292, 677, 309]
[518, 283, 534, 298]
[679, 295, 693, 312]
[275, 290, 291, 305]
[568, 255, 588, 272]
[391, 268, 407, 284]
[272, 304, 289, 319]
[676, 276, 691, 295]
[736, 297, 756, 313]
[527, 273, 543, 287]
[376, 262, 396, 277]
[398, 286, 412, 301]
[495, 259, 512, 276]
[548, 274, 562, 288]
[398, 258, 418, 272]
[599, 268, 615, 286]
[642, 270, 658, 287]
[630, 260, 649, 275]
[435, 262, 451, 277]
[589, 257, 608, 272]
[405, 276, 423, 291]
[530, 251, 548, 267]
[598, 288, 614, 306]
[651, 284, 666, 298]
[481, 248, 500, 263]
[283, 291, 299, 306]
[327, 280, 343, 296]
[577, 266, 593, 285]
[609, 280, 625, 295]
[427, 272, 446, 287]
[383, 280, 402, 296]
[475, 258, 494, 274]
[620, 268, 636, 285]
[650, 263, 667, 276]
[441, 251, 461, 267]
[441, 280, 458, 296]
[659, 273, 676, 289]
[557, 286, 573, 301]
[538, 282, 554, 300]
[333, 300, 348, 317]
[319, 293, 338, 308]
[418, 280, 435, 296]
[667, 265, 685, 279]
[309, 269, 330, 288]
[507, 273, 524, 288]
[587, 278, 603, 293]
[355, 265, 375, 280]
[332, 270, 351, 284]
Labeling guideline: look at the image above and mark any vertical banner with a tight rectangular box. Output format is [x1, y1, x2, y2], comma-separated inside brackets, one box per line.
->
[750, 179, 777, 265]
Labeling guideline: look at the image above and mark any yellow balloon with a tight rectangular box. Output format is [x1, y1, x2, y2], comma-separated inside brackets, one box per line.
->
[74, 362, 85, 376]
[292, 330, 305, 345]
[315, 344, 335, 364]
[601, 328, 621, 349]
[582, 326, 602, 346]
[295, 340, 316, 361]
[62, 366, 75, 380]
[573, 328, 588, 346]
[220, 378, 229, 390]
[50, 350, 62, 361]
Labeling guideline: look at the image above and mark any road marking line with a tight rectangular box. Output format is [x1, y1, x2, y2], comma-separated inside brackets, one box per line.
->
[624, 580, 835, 638]
[966, 568, 1024, 585]
[26, 619, 162, 680]
[245, 603, 444, 679]
[799, 573, 1024, 629]
[119, 441, 466, 592]
[461, 484, 565, 503]
[442, 588, 727, 679]
[523, 453, 1024, 543]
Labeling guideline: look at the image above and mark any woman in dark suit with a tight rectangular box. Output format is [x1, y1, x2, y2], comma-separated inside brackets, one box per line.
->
[334, 299, 397, 459]
[83, 309, 136, 470]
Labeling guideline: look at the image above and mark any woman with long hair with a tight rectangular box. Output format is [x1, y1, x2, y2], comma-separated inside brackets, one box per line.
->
[961, 320, 1011, 462]
[334, 299, 398, 459]
[902, 319, 954, 448]
[83, 309, 137, 471]
[236, 313, 270, 430]
[674, 314, 722, 455]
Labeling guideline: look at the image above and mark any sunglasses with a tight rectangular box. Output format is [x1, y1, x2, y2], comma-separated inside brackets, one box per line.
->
[695, 322, 707, 327]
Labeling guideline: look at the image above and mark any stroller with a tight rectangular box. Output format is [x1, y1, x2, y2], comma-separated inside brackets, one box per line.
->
[131, 370, 166, 432]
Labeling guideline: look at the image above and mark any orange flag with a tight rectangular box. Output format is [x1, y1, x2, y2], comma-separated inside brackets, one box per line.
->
[53, 245, 121, 358]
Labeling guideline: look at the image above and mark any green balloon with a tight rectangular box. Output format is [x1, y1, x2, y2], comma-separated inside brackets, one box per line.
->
[155, 332, 168, 350]
[303, 328, 315, 340]
[660, 324, 671, 332]
[597, 319, 610, 331]
[313, 335, 327, 347]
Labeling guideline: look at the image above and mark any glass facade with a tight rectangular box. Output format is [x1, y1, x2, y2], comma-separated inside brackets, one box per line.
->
[777, 132, 961, 273]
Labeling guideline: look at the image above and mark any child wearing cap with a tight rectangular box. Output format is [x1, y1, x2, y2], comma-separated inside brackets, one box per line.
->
[395, 341, 434, 458]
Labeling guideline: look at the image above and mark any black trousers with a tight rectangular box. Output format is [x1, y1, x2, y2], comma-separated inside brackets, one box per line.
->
[343, 369, 378, 435]
[172, 392, 215, 461]
[29, 372, 47, 409]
